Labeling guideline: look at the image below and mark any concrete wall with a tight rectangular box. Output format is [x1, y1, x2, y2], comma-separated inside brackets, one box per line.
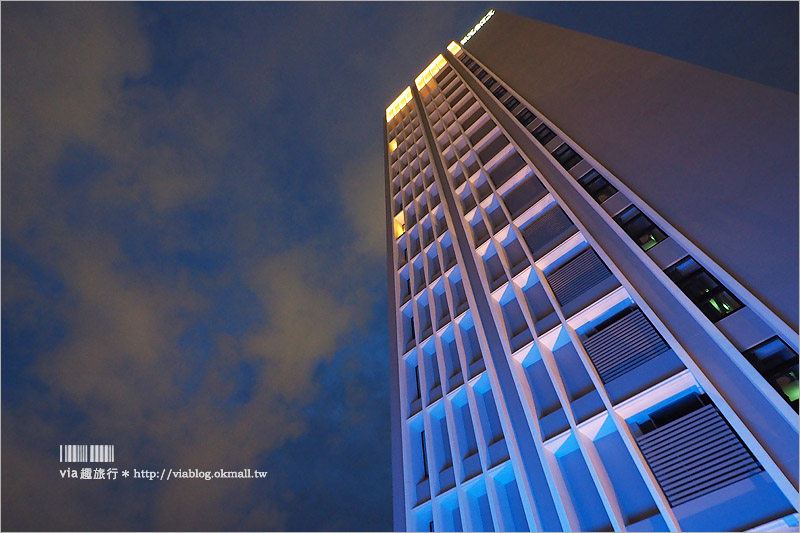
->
[465, 10, 798, 330]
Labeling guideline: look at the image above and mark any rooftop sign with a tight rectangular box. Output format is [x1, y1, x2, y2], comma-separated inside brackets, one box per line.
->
[460, 9, 495, 45]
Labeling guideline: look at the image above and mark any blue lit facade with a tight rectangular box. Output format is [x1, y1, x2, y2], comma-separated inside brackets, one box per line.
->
[384, 11, 798, 532]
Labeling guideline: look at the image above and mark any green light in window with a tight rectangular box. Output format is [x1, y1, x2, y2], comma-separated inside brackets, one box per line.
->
[722, 301, 732, 312]
[642, 235, 658, 251]
[709, 298, 721, 313]
[783, 380, 799, 402]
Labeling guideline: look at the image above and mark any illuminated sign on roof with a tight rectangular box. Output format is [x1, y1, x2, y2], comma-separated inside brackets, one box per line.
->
[460, 9, 495, 45]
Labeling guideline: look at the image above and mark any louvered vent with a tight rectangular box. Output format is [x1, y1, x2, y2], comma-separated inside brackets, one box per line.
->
[636, 404, 763, 507]
[521, 207, 576, 258]
[546, 248, 612, 305]
[583, 308, 670, 382]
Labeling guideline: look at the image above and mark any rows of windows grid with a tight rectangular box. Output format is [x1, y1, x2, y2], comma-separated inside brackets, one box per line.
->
[450, 50, 792, 524]
[402, 342, 532, 532]
[390, 52, 792, 524]
[455, 48, 798, 413]
[424, 56, 688, 392]
[450, 47, 796, 527]
[428, 56, 688, 528]
[411, 62, 635, 531]
[393, 67, 534, 532]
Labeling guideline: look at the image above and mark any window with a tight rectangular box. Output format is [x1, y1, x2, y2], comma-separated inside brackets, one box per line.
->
[421, 430, 428, 477]
[743, 337, 799, 410]
[503, 95, 520, 112]
[578, 169, 618, 203]
[492, 85, 507, 99]
[483, 76, 496, 89]
[665, 256, 743, 322]
[614, 205, 667, 251]
[475, 68, 487, 81]
[515, 108, 536, 126]
[532, 123, 556, 145]
[552, 143, 583, 170]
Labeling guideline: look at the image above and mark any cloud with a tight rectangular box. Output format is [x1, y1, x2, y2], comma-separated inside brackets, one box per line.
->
[2, 3, 400, 530]
[244, 246, 359, 399]
[336, 152, 388, 260]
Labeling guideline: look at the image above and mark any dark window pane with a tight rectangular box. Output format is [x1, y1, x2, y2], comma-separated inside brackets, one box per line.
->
[503, 95, 520, 112]
[578, 170, 618, 203]
[492, 85, 508, 99]
[516, 108, 536, 126]
[532, 123, 556, 145]
[552, 143, 583, 170]
[478, 135, 509, 166]
[435, 66, 452, 83]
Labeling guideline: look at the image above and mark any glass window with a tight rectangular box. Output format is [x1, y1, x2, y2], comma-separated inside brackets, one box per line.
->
[503, 95, 520, 112]
[552, 143, 583, 170]
[578, 169, 618, 203]
[492, 85, 508, 99]
[614, 205, 667, 251]
[743, 337, 799, 411]
[515, 108, 536, 126]
[665, 256, 743, 322]
[532, 123, 556, 145]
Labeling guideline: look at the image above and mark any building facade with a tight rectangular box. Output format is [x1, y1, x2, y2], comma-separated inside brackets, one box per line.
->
[384, 10, 798, 532]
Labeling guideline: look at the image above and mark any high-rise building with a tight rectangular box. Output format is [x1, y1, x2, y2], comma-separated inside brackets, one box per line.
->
[383, 10, 798, 533]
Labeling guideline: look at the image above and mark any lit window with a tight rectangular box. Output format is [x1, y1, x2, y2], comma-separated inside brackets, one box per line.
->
[386, 87, 412, 122]
[389, 139, 398, 152]
[394, 212, 406, 238]
[614, 205, 667, 251]
[415, 55, 448, 90]
[447, 41, 462, 55]
[743, 337, 799, 410]
[665, 256, 743, 322]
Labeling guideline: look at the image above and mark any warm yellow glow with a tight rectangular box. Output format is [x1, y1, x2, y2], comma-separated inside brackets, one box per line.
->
[389, 139, 398, 152]
[386, 87, 412, 123]
[394, 212, 406, 238]
[447, 41, 462, 55]
[414, 54, 448, 90]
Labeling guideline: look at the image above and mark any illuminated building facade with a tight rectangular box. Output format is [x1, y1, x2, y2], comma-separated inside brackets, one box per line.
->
[384, 10, 798, 532]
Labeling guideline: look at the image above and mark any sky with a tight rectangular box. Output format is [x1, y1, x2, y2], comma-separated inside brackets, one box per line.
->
[1, 2, 797, 531]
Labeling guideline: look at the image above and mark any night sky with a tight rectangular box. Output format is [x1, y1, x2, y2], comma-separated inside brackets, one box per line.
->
[2, 2, 796, 531]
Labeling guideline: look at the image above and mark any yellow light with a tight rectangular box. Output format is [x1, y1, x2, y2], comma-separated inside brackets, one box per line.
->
[447, 41, 462, 55]
[386, 87, 413, 123]
[394, 212, 406, 238]
[415, 54, 448, 90]
[389, 139, 397, 152]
